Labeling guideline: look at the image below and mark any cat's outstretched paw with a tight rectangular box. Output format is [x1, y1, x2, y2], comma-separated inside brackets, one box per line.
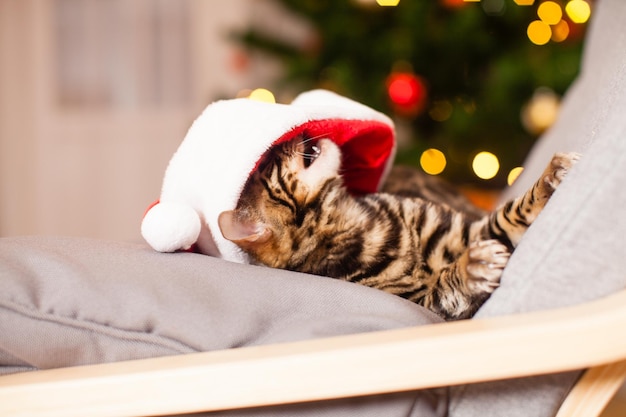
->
[541, 152, 580, 194]
[465, 239, 510, 294]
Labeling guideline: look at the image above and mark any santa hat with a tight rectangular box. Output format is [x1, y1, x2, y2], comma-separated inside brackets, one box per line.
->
[141, 89, 396, 263]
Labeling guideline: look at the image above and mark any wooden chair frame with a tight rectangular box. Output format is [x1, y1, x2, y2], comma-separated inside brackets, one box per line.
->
[1, 288, 625, 417]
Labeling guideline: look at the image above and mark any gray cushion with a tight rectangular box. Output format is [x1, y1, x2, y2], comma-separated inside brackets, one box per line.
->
[0, 236, 446, 417]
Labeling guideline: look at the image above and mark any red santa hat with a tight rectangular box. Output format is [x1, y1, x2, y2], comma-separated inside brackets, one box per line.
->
[141, 89, 396, 263]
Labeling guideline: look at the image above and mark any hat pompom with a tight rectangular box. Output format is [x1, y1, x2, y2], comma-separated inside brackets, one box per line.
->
[141, 201, 201, 252]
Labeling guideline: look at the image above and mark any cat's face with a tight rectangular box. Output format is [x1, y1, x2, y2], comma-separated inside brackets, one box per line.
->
[218, 136, 343, 266]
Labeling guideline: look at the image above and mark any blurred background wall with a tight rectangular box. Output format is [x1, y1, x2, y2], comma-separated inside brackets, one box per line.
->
[0, 0, 590, 242]
[0, 0, 301, 241]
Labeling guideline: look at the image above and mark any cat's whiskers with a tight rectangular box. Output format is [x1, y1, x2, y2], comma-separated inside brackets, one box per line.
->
[298, 132, 331, 145]
[295, 151, 318, 158]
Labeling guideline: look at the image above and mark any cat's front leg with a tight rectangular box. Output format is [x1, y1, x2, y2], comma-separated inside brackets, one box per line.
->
[537, 152, 580, 198]
[428, 239, 509, 320]
[513, 152, 580, 240]
[485, 152, 579, 248]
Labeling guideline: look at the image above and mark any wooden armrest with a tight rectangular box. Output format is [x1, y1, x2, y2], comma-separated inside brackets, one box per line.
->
[1, 289, 626, 417]
[556, 359, 626, 417]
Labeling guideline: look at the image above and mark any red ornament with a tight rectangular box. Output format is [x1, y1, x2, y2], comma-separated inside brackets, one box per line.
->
[386, 72, 427, 117]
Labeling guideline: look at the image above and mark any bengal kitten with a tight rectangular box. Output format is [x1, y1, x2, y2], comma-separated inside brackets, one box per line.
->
[218, 135, 578, 320]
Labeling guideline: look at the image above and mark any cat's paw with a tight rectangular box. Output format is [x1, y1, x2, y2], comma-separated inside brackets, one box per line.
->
[465, 239, 510, 294]
[542, 152, 580, 194]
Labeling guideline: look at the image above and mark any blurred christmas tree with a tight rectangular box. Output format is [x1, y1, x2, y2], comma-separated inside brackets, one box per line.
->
[234, 0, 591, 187]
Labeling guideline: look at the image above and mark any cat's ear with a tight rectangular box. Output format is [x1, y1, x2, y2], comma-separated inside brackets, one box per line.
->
[218, 210, 272, 245]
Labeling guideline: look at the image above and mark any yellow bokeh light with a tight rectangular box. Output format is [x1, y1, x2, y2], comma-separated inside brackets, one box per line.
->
[514, 0, 535, 5]
[527, 20, 552, 45]
[472, 152, 500, 180]
[551, 20, 570, 42]
[420, 148, 447, 176]
[507, 167, 525, 186]
[521, 87, 560, 134]
[565, 0, 591, 24]
[248, 88, 276, 103]
[537, 1, 562, 25]
[376, 0, 400, 6]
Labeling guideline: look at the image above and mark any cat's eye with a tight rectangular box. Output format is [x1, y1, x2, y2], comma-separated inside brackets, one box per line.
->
[302, 142, 321, 168]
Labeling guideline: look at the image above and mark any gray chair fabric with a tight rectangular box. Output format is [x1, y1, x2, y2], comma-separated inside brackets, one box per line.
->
[0, 236, 447, 417]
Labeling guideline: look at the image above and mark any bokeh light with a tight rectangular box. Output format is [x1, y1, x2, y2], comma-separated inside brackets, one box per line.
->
[472, 152, 500, 180]
[507, 167, 525, 186]
[565, 0, 591, 24]
[376, 0, 400, 6]
[481, 0, 506, 16]
[420, 148, 447, 175]
[248, 88, 276, 103]
[236, 89, 252, 98]
[527, 20, 552, 45]
[429, 100, 453, 122]
[521, 87, 560, 134]
[514, 0, 535, 5]
[537, 1, 562, 25]
[551, 20, 570, 42]
[387, 73, 424, 106]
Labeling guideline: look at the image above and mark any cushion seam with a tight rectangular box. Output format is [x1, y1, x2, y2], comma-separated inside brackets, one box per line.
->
[0, 299, 199, 355]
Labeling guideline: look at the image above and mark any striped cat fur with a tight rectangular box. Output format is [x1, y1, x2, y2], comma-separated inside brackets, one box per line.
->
[218, 135, 578, 320]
